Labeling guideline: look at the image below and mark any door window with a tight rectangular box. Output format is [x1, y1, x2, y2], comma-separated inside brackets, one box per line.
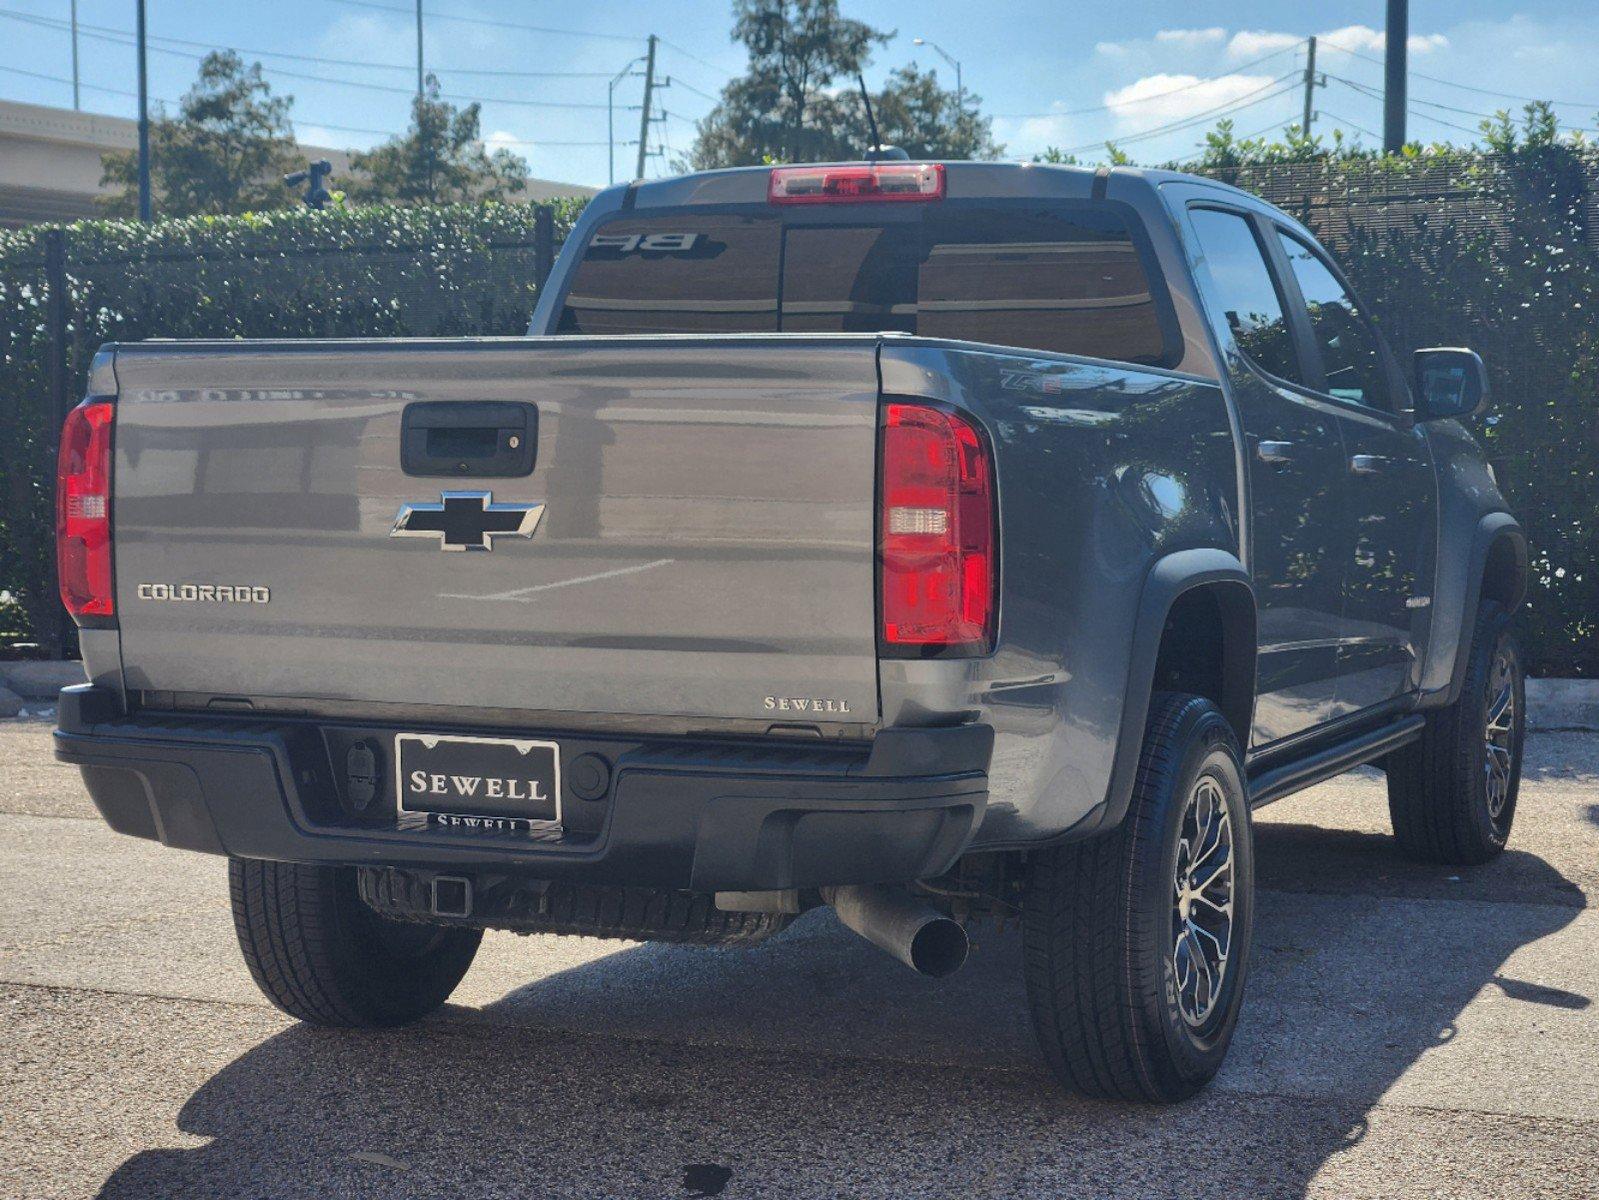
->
[1187, 208, 1303, 385]
[1275, 231, 1393, 410]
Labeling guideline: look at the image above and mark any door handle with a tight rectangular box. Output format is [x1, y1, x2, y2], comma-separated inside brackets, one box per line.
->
[1349, 454, 1389, 475]
[1256, 440, 1296, 465]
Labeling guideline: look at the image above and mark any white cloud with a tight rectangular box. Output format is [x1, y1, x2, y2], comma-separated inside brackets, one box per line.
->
[1094, 41, 1129, 58]
[1316, 24, 1449, 55]
[485, 130, 525, 155]
[1154, 28, 1226, 48]
[1226, 30, 1303, 59]
[1103, 73, 1275, 126]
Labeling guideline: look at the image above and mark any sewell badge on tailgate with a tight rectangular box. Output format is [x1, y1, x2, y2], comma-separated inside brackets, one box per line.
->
[390, 491, 544, 552]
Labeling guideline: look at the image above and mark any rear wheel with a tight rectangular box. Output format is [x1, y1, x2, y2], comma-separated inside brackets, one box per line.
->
[1023, 693, 1255, 1103]
[1386, 601, 1525, 864]
[230, 858, 482, 1027]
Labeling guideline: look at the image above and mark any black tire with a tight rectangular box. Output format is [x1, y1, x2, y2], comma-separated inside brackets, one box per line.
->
[1386, 600, 1525, 865]
[1023, 693, 1255, 1103]
[230, 858, 482, 1027]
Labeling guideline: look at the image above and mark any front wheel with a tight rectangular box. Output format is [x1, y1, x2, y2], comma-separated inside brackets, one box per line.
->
[1386, 601, 1525, 865]
[1023, 693, 1255, 1103]
[230, 858, 482, 1027]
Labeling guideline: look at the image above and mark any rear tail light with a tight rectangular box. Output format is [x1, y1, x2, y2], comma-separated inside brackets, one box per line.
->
[56, 399, 115, 623]
[769, 162, 945, 205]
[878, 402, 995, 654]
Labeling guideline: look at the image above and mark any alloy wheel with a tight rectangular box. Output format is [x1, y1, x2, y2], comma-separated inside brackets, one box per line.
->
[1484, 649, 1517, 823]
[1171, 776, 1235, 1029]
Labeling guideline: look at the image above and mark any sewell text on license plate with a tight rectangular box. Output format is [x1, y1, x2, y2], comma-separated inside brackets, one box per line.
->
[395, 732, 562, 833]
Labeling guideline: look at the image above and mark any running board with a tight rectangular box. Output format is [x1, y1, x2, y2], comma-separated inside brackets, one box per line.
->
[1248, 714, 1426, 808]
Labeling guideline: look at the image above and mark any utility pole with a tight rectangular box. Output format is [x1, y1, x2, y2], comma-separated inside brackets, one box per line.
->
[135, 0, 151, 221]
[70, 0, 80, 110]
[635, 34, 657, 180]
[1301, 35, 1318, 139]
[1383, 0, 1408, 153]
[415, 0, 424, 99]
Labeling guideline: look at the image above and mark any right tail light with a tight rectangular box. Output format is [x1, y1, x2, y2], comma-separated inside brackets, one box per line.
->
[878, 402, 995, 655]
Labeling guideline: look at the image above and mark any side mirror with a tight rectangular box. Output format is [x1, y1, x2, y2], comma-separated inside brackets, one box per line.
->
[1413, 347, 1489, 421]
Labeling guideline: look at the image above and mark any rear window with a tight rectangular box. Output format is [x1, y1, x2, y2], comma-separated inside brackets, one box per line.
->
[555, 203, 1174, 365]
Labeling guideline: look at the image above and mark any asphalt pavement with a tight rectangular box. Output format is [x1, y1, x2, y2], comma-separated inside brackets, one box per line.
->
[2, 712, 1596, 1199]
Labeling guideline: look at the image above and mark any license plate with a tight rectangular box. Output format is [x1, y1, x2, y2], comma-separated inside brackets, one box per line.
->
[395, 733, 561, 833]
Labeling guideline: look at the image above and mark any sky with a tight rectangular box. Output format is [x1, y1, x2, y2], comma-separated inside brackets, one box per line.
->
[1, 0, 1597, 188]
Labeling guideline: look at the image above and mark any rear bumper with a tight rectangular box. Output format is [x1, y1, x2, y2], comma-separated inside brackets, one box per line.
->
[55, 685, 990, 893]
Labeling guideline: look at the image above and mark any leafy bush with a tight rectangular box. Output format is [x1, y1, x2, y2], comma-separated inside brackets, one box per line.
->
[1203, 141, 1599, 675]
[0, 198, 586, 652]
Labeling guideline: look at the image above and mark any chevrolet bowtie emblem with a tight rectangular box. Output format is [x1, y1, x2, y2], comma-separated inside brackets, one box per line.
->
[390, 491, 544, 552]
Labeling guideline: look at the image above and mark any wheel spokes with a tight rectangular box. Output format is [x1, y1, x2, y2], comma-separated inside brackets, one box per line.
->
[1171, 774, 1236, 1028]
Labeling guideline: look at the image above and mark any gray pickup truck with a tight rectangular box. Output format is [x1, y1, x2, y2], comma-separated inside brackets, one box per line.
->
[55, 160, 1526, 1102]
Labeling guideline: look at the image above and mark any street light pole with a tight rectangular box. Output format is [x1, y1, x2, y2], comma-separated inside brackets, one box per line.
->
[609, 57, 644, 186]
[70, 0, 80, 110]
[415, 0, 424, 99]
[136, 0, 151, 221]
[912, 37, 963, 112]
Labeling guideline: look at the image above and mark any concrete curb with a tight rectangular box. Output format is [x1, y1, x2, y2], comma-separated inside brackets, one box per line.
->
[0, 660, 87, 701]
[1525, 679, 1599, 732]
[1, 661, 1596, 730]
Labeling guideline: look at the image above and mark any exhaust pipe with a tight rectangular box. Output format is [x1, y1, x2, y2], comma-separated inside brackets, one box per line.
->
[824, 885, 969, 978]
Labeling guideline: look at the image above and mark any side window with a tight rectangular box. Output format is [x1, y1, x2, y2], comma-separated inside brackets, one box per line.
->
[1275, 231, 1392, 410]
[1186, 208, 1303, 385]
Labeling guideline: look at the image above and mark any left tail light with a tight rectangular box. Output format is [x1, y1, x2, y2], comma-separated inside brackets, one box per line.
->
[878, 402, 995, 655]
[56, 399, 115, 623]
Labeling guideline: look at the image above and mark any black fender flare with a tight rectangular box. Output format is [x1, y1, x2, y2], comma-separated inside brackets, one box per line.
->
[1071, 547, 1256, 841]
[1433, 513, 1527, 707]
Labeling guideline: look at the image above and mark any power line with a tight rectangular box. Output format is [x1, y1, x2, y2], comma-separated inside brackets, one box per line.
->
[665, 75, 719, 104]
[325, 0, 639, 44]
[658, 37, 736, 79]
[994, 41, 1306, 120]
[0, 8, 611, 77]
[0, 63, 614, 151]
[1318, 37, 1599, 111]
[1, 15, 613, 112]
[1057, 75, 1301, 154]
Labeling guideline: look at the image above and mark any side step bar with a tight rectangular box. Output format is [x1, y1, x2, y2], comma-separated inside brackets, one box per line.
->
[1248, 714, 1425, 808]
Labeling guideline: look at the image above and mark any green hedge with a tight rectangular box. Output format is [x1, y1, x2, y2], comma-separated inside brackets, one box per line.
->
[0, 199, 586, 654]
[2, 157, 1596, 674]
[1204, 148, 1599, 676]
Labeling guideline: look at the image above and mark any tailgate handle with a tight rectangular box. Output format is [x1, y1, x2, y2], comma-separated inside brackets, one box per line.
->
[401, 401, 538, 477]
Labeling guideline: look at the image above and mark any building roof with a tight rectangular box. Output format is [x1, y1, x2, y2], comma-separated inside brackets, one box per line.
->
[0, 98, 597, 227]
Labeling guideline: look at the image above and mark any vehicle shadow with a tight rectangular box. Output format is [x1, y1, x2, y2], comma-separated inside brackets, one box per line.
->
[96, 824, 1584, 1199]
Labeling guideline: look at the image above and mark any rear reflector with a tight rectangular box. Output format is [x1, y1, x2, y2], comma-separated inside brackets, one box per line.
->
[769, 162, 945, 205]
[57, 399, 115, 622]
[878, 403, 994, 653]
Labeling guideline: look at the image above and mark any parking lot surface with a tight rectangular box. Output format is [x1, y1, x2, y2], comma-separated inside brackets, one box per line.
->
[3, 713, 1597, 1199]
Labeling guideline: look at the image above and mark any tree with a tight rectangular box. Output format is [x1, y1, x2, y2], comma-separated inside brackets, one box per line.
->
[100, 51, 298, 217]
[690, 0, 888, 168]
[840, 65, 1003, 161]
[347, 76, 530, 205]
[689, 3, 1000, 168]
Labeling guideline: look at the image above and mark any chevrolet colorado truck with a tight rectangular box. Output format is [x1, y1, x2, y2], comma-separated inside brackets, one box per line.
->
[55, 160, 1527, 1103]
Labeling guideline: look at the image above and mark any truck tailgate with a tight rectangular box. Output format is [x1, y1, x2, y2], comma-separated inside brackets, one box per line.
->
[110, 337, 882, 725]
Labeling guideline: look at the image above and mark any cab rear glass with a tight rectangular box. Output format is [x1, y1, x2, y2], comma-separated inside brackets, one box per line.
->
[555, 202, 1177, 367]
